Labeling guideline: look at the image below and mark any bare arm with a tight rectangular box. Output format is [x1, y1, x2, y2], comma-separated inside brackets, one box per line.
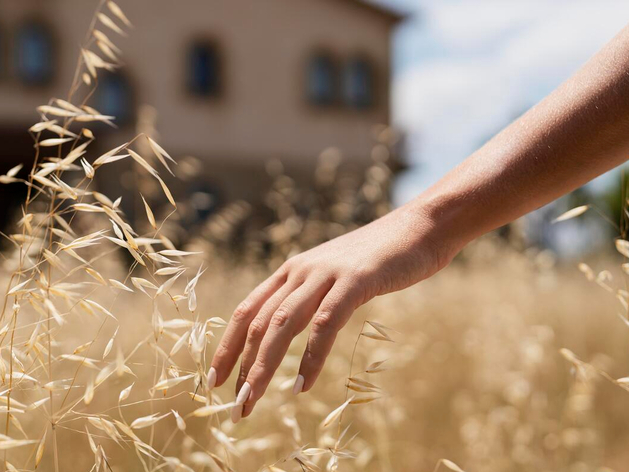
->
[211, 23, 629, 422]
[420, 22, 629, 247]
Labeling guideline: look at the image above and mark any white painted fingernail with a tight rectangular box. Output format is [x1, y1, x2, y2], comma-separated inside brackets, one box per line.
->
[207, 367, 217, 390]
[292, 374, 305, 395]
[231, 404, 243, 423]
[236, 382, 251, 405]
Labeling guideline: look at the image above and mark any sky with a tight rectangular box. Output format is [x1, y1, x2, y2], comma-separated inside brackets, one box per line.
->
[378, 0, 629, 205]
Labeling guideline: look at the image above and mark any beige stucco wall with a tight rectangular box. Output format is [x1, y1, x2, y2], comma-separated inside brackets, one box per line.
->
[0, 0, 394, 198]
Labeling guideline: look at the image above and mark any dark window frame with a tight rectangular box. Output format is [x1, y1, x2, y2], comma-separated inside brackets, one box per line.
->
[13, 19, 56, 88]
[305, 50, 340, 108]
[185, 38, 223, 99]
[92, 69, 135, 128]
[342, 55, 377, 110]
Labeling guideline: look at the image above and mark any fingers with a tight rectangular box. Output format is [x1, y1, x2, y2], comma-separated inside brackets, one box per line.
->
[240, 278, 333, 418]
[210, 270, 287, 388]
[297, 279, 359, 393]
[214, 269, 361, 423]
[235, 280, 301, 395]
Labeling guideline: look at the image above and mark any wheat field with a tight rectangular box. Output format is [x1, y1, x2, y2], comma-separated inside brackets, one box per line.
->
[1, 2, 629, 471]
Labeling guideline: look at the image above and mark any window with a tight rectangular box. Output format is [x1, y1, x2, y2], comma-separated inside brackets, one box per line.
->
[343, 57, 374, 109]
[187, 41, 221, 97]
[94, 71, 132, 125]
[307, 53, 337, 106]
[15, 22, 54, 86]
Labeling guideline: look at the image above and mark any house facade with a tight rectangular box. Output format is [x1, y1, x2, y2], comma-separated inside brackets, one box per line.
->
[0, 0, 403, 221]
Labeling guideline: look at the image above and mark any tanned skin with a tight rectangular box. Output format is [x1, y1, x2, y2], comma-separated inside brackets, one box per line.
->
[208, 23, 629, 421]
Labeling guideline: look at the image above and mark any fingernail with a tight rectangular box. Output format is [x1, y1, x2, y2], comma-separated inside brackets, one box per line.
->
[207, 367, 217, 390]
[292, 374, 305, 395]
[231, 404, 243, 423]
[236, 382, 251, 405]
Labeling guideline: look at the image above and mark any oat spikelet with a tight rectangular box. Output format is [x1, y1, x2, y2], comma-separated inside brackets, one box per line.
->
[321, 398, 353, 429]
[97, 12, 126, 36]
[553, 205, 589, 223]
[141, 194, 157, 229]
[107, 1, 133, 28]
[437, 459, 467, 472]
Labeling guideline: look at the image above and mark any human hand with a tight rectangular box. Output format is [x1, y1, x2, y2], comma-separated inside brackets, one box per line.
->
[207, 204, 457, 422]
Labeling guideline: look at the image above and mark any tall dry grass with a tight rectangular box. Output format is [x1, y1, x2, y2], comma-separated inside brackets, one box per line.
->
[0, 2, 397, 471]
[2, 2, 629, 472]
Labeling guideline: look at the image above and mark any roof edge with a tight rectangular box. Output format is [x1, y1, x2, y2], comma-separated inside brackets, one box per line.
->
[344, 0, 409, 24]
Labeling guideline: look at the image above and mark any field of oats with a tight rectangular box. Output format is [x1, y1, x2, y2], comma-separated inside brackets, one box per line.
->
[2, 2, 629, 472]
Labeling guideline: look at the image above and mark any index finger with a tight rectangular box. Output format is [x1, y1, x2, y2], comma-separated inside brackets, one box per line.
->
[240, 277, 332, 417]
[209, 270, 287, 388]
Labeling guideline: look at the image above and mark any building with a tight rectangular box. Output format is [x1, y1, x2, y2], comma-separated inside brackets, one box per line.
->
[0, 0, 405, 227]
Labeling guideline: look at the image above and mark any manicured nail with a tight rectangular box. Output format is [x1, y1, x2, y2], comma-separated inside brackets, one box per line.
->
[292, 374, 305, 395]
[231, 383, 251, 423]
[236, 382, 251, 405]
[206, 367, 217, 390]
[231, 404, 243, 423]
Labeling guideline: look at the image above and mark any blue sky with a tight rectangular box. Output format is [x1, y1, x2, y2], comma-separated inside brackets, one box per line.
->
[377, 0, 629, 204]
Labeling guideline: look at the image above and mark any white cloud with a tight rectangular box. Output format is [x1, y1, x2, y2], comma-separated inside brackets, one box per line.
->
[390, 0, 629, 204]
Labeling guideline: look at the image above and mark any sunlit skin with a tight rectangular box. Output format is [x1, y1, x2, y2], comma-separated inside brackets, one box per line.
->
[210, 23, 629, 421]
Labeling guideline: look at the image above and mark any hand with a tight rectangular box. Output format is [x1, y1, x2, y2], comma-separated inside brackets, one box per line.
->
[207, 204, 457, 421]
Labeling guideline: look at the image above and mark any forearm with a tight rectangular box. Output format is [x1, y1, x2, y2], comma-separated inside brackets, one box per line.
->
[411, 23, 629, 253]
[213, 23, 629, 414]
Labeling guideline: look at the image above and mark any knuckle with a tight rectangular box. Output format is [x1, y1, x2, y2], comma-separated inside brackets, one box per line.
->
[293, 259, 313, 274]
[285, 252, 302, 265]
[312, 311, 337, 333]
[232, 301, 253, 323]
[269, 307, 292, 329]
[336, 278, 367, 305]
[293, 263, 311, 278]
[303, 343, 317, 361]
[302, 344, 323, 370]
[279, 258, 296, 274]
[284, 255, 311, 276]
[285, 268, 308, 285]
[247, 317, 267, 341]
[305, 335, 329, 361]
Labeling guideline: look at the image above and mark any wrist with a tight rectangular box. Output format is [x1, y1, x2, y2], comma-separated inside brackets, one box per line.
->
[402, 190, 474, 270]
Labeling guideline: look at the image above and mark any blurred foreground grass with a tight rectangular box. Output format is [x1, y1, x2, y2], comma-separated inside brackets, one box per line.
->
[34, 234, 624, 472]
